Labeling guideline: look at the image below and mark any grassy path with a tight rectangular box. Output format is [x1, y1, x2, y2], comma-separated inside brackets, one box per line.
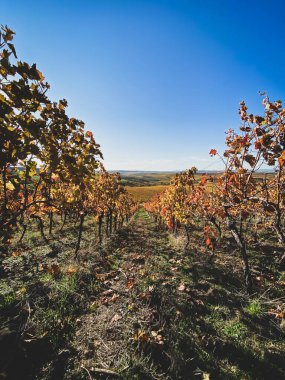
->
[1, 208, 284, 379]
[73, 208, 172, 378]
[70, 208, 285, 380]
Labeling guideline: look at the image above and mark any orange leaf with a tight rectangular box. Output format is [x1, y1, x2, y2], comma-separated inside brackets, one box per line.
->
[209, 149, 217, 156]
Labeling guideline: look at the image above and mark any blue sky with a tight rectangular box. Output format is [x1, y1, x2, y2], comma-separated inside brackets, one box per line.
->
[2, 0, 285, 170]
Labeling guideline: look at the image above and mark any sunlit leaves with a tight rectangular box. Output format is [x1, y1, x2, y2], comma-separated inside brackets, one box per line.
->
[278, 151, 285, 167]
[0, 25, 105, 244]
[144, 95, 285, 281]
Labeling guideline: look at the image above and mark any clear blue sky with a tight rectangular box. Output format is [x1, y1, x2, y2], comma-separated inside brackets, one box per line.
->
[2, 0, 285, 170]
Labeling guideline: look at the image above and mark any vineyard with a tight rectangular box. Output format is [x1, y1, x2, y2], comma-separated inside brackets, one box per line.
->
[126, 185, 168, 202]
[1, 26, 285, 380]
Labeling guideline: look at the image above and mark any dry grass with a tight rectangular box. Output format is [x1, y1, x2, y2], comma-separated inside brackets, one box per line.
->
[126, 185, 168, 202]
[125, 172, 274, 202]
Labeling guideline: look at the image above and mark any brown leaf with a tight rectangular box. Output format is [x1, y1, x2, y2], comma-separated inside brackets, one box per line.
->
[127, 277, 135, 289]
[101, 289, 113, 296]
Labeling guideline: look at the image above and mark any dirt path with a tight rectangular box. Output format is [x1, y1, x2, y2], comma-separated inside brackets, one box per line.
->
[73, 208, 171, 378]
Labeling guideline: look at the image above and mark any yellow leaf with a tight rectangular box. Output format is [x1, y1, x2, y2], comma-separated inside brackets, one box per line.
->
[6, 182, 15, 191]
[37, 69, 44, 82]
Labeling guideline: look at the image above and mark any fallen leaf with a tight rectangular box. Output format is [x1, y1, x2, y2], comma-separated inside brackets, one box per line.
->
[134, 330, 149, 342]
[110, 314, 122, 323]
[102, 293, 119, 304]
[101, 289, 113, 296]
[66, 266, 77, 274]
[127, 277, 135, 289]
[178, 284, 186, 292]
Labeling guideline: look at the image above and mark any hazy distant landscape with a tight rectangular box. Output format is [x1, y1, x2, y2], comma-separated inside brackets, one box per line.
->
[120, 171, 175, 186]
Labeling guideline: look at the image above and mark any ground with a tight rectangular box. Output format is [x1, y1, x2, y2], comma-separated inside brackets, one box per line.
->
[0, 208, 285, 379]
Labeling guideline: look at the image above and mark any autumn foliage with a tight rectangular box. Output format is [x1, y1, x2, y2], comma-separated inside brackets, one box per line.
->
[0, 26, 137, 253]
[145, 95, 285, 292]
